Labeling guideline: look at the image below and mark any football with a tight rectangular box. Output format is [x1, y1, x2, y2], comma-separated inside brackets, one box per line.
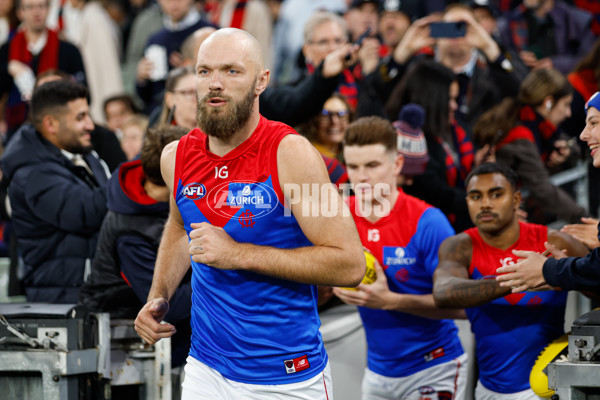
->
[342, 251, 377, 291]
[530, 333, 569, 398]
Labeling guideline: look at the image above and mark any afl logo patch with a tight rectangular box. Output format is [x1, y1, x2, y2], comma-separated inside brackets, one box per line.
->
[182, 183, 206, 200]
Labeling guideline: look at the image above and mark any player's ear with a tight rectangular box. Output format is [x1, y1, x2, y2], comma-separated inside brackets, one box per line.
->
[255, 69, 270, 95]
[513, 190, 521, 209]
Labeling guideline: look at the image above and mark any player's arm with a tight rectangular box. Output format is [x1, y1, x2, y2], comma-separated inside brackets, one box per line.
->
[188, 134, 365, 287]
[433, 233, 510, 308]
[135, 141, 192, 344]
[334, 258, 466, 319]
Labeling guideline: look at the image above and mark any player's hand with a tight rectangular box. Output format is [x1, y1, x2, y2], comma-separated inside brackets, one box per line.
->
[189, 222, 239, 269]
[495, 250, 547, 293]
[332, 259, 391, 309]
[134, 298, 176, 345]
[561, 217, 600, 250]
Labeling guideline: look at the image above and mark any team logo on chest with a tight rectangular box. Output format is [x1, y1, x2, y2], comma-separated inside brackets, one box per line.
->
[383, 246, 416, 266]
[181, 183, 207, 200]
[207, 180, 279, 222]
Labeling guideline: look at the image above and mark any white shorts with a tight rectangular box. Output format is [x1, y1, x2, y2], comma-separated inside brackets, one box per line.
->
[361, 353, 468, 400]
[475, 381, 543, 400]
[181, 356, 334, 400]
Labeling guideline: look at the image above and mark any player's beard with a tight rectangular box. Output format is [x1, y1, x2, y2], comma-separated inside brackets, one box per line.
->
[196, 79, 257, 140]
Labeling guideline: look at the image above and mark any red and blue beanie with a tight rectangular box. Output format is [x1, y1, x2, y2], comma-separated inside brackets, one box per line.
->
[585, 91, 600, 115]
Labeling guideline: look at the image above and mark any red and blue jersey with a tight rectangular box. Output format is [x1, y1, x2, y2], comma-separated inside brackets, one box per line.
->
[173, 116, 327, 384]
[348, 191, 463, 377]
[465, 222, 567, 393]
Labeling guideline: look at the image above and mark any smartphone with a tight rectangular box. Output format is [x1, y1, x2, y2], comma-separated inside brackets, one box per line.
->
[354, 27, 372, 46]
[429, 22, 466, 38]
[345, 27, 372, 61]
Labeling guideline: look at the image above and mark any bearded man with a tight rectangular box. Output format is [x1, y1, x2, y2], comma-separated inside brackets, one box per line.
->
[133, 28, 366, 399]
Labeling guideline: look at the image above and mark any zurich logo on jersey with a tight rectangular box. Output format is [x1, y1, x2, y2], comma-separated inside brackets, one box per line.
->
[383, 246, 416, 266]
[182, 183, 207, 200]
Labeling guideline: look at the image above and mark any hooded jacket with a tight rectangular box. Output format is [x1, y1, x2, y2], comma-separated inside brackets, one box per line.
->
[0, 124, 109, 303]
[81, 158, 193, 318]
[79, 159, 192, 366]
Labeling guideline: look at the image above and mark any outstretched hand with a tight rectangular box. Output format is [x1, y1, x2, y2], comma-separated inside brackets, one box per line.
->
[134, 298, 176, 345]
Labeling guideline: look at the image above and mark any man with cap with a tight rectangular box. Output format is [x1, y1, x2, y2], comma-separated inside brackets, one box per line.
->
[333, 114, 467, 400]
[496, 92, 600, 292]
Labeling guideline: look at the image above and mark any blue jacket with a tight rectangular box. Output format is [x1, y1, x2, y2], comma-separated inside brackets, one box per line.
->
[543, 221, 600, 291]
[0, 124, 109, 303]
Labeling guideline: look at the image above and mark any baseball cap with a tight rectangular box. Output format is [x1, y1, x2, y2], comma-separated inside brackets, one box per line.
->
[585, 92, 600, 115]
[380, 0, 410, 16]
[468, 0, 500, 19]
[393, 103, 429, 176]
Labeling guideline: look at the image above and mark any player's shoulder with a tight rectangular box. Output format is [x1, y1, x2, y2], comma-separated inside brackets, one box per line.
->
[439, 232, 473, 260]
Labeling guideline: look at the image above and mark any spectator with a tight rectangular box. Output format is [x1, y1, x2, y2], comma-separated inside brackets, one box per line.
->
[386, 59, 475, 232]
[0, 0, 86, 136]
[344, 0, 382, 78]
[204, 0, 273, 68]
[474, 68, 588, 224]
[0, 0, 17, 46]
[79, 124, 191, 366]
[0, 80, 109, 303]
[301, 11, 362, 111]
[103, 94, 140, 136]
[35, 69, 127, 172]
[497, 0, 595, 74]
[135, 0, 215, 113]
[437, 4, 522, 134]
[271, 0, 346, 85]
[297, 93, 352, 162]
[333, 116, 467, 400]
[121, 1, 162, 98]
[155, 66, 196, 130]
[433, 162, 588, 398]
[378, 0, 412, 56]
[63, 0, 123, 123]
[120, 114, 148, 160]
[393, 103, 430, 187]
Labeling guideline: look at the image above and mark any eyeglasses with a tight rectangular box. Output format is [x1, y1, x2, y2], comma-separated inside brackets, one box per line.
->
[309, 38, 346, 48]
[172, 89, 197, 100]
[320, 109, 349, 121]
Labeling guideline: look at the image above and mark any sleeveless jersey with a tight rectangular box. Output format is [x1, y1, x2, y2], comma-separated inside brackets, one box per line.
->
[348, 192, 463, 377]
[174, 116, 327, 384]
[465, 222, 567, 393]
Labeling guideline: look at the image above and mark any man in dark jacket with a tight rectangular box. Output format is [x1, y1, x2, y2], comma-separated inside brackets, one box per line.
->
[0, 80, 109, 303]
[79, 125, 192, 366]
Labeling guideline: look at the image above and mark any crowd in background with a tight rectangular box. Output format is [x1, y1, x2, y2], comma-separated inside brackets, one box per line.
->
[1, 0, 600, 394]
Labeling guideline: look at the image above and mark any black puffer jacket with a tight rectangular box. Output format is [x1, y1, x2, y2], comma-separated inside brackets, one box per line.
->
[0, 124, 109, 303]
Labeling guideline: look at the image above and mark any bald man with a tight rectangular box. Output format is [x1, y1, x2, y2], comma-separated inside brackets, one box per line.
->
[134, 28, 365, 399]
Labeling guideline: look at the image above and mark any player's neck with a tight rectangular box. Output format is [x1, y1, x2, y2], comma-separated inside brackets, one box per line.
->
[207, 113, 260, 157]
[361, 186, 399, 223]
[478, 219, 521, 251]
